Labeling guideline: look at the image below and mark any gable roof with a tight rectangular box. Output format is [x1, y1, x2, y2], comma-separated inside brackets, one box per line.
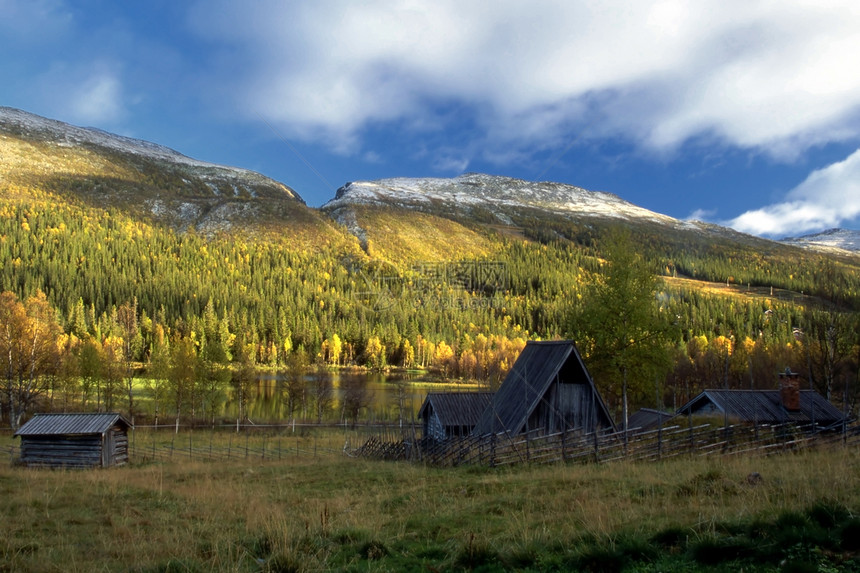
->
[418, 392, 495, 427]
[471, 340, 615, 436]
[628, 408, 675, 431]
[14, 413, 132, 437]
[676, 390, 845, 426]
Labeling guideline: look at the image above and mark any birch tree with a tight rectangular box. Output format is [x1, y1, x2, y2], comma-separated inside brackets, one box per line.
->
[0, 291, 62, 429]
[567, 231, 673, 433]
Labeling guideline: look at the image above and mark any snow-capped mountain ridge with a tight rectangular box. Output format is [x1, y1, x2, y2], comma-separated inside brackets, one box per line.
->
[326, 173, 701, 231]
[1, 106, 216, 168]
[781, 228, 860, 253]
[0, 106, 302, 203]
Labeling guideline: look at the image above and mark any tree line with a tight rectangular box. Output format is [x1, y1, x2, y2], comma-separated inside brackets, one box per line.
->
[1, 197, 859, 428]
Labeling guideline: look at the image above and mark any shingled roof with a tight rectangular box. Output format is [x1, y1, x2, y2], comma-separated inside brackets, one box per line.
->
[676, 390, 845, 427]
[471, 340, 615, 436]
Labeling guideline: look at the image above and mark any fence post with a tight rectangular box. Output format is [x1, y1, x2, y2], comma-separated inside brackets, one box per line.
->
[561, 429, 567, 463]
[688, 412, 694, 454]
[490, 433, 496, 468]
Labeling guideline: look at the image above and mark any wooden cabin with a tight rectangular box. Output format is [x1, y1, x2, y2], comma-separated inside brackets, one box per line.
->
[676, 389, 844, 428]
[14, 413, 132, 468]
[419, 391, 494, 441]
[471, 340, 616, 437]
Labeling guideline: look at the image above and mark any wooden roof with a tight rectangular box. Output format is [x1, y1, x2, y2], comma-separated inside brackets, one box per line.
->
[471, 340, 615, 436]
[419, 392, 494, 427]
[676, 390, 845, 426]
[14, 413, 132, 437]
[628, 408, 674, 431]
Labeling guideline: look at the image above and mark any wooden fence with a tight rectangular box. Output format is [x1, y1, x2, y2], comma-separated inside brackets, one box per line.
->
[5, 423, 376, 465]
[355, 420, 860, 467]
[5, 420, 857, 467]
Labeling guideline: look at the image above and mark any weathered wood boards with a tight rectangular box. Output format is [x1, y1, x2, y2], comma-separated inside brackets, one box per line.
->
[14, 413, 132, 468]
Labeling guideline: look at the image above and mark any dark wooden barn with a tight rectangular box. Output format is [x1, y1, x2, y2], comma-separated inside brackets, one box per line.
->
[419, 391, 494, 441]
[471, 340, 616, 437]
[14, 413, 132, 468]
[676, 389, 844, 428]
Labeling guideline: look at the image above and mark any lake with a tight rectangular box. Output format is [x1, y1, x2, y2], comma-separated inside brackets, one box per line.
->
[220, 370, 483, 424]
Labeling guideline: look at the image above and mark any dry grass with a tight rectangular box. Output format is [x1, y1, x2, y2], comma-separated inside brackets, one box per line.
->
[354, 205, 498, 263]
[1, 432, 859, 571]
[663, 275, 818, 306]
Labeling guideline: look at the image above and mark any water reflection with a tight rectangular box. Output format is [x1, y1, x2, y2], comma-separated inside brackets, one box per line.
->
[222, 370, 471, 423]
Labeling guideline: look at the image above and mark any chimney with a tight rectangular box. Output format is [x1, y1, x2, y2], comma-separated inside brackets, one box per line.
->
[778, 367, 800, 412]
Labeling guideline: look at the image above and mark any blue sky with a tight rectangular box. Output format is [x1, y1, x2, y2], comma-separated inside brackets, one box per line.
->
[3, 0, 860, 238]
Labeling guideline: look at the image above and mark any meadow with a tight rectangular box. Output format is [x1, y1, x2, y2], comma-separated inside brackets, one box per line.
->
[1, 429, 859, 572]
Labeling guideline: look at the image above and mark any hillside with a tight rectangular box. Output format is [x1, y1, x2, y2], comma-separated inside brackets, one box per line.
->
[1, 107, 859, 423]
[0, 107, 357, 250]
[325, 174, 860, 307]
[782, 228, 860, 254]
[326, 173, 695, 229]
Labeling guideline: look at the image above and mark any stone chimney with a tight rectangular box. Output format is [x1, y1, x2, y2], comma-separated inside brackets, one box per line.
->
[778, 367, 800, 412]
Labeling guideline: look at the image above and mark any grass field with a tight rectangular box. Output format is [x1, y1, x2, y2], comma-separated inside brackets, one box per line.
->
[1, 430, 859, 572]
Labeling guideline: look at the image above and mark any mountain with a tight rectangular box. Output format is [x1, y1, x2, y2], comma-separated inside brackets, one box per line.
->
[322, 173, 795, 262]
[1, 106, 859, 389]
[325, 173, 697, 228]
[0, 107, 354, 248]
[3, 106, 857, 308]
[781, 228, 860, 253]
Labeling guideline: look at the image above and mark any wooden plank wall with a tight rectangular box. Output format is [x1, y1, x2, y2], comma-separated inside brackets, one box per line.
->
[19, 429, 129, 468]
[20, 435, 104, 468]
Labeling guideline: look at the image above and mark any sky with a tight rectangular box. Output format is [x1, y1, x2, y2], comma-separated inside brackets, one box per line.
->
[2, 0, 860, 238]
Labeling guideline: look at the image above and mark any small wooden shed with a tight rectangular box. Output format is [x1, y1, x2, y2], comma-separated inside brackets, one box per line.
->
[419, 391, 494, 441]
[471, 340, 616, 437]
[14, 413, 132, 468]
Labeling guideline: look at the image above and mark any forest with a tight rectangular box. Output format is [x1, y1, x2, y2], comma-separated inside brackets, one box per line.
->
[1, 187, 859, 430]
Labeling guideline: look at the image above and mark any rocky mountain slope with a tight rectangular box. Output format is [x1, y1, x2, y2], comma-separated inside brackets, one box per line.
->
[0, 107, 354, 247]
[3, 107, 856, 267]
[325, 173, 697, 228]
[322, 173, 806, 265]
[781, 228, 860, 253]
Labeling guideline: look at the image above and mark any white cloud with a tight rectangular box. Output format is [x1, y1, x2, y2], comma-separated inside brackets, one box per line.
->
[432, 154, 470, 173]
[69, 72, 125, 124]
[30, 62, 127, 127]
[724, 148, 860, 236]
[189, 0, 860, 163]
[686, 208, 716, 222]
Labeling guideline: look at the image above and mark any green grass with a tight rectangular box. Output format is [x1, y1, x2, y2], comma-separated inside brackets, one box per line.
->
[0, 438, 859, 571]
